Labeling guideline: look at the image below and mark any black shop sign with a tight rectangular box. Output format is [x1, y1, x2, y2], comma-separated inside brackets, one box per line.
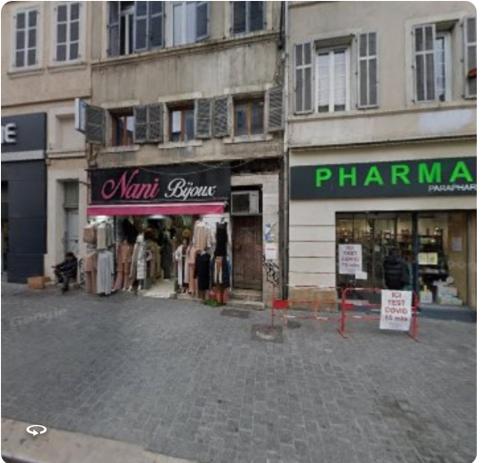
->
[290, 157, 476, 200]
[90, 164, 231, 204]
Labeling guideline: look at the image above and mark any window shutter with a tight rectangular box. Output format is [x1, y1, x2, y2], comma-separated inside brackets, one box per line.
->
[267, 87, 283, 132]
[358, 32, 378, 108]
[413, 24, 436, 101]
[195, 98, 212, 139]
[294, 42, 313, 113]
[196, 1, 209, 41]
[149, 1, 164, 48]
[134, 1, 148, 52]
[249, 1, 264, 32]
[134, 105, 148, 143]
[212, 96, 229, 137]
[108, 2, 120, 57]
[85, 105, 106, 144]
[147, 104, 163, 142]
[464, 16, 476, 98]
[232, 1, 246, 34]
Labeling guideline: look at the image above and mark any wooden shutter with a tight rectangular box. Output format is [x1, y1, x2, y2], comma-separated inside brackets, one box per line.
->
[107, 2, 120, 57]
[413, 24, 436, 101]
[464, 16, 476, 98]
[294, 42, 313, 113]
[149, 1, 164, 49]
[267, 87, 283, 132]
[134, 1, 148, 52]
[195, 98, 212, 139]
[196, 1, 209, 41]
[212, 96, 229, 137]
[85, 105, 106, 144]
[358, 32, 378, 108]
[147, 104, 163, 142]
[134, 105, 148, 143]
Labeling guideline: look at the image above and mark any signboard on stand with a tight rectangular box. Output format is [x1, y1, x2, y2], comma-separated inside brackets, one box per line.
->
[338, 244, 362, 275]
[380, 290, 412, 331]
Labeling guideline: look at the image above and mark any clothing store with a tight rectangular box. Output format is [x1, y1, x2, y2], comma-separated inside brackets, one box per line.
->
[83, 163, 232, 301]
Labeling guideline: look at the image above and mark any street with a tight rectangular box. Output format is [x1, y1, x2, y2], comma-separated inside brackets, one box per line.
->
[1, 283, 476, 463]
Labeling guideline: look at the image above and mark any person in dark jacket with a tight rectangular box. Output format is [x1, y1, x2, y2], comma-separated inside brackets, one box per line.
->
[383, 248, 410, 290]
[53, 252, 78, 293]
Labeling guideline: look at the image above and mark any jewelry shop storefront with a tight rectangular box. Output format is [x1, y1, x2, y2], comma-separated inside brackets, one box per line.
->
[289, 155, 477, 309]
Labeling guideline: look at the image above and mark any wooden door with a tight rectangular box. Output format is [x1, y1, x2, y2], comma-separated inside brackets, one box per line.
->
[232, 216, 262, 290]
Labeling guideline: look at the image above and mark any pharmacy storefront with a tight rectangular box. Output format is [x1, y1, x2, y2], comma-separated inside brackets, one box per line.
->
[289, 154, 477, 308]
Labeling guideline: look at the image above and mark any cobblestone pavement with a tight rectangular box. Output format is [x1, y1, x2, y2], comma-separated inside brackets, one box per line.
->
[2, 283, 476, 463]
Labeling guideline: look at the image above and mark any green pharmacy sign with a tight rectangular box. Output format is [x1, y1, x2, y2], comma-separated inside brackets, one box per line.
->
[290, 157, 476, 200]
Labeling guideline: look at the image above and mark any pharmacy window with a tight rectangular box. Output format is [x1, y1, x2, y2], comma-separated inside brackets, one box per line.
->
[172, 1, 209, 46]
[169, 103, 195, 142]
[316, 47, 350, 113]
[13, 8, 39, 68]
[232, 1, 264, 35]
[413, 22, 454, 102]
[233, 96, 264, 136]
[110, 109, 135, 146]
[54, 3, 81, 62]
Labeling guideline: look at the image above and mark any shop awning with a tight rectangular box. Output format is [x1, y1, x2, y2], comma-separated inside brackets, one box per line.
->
[87, 202, 226, 217]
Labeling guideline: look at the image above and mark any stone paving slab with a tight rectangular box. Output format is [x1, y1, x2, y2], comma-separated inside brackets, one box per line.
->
[1, 283, 476, 463]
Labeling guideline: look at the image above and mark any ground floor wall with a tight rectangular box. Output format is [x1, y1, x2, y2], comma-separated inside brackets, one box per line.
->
[44, 157, 88, 278]
[288, 140, 477, 308]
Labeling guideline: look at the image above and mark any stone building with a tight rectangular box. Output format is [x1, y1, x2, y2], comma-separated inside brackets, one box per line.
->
[1, 1, 91, 282]
[286, 1, 477, 309]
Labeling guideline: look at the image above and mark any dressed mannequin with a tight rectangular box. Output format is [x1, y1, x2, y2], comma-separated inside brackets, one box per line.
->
[174, 238, 189, 292]
[129, 233, 146, 292]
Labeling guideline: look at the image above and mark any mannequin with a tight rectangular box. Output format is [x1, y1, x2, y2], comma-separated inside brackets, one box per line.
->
[129, 233, 146, 292]
[174, 238, 189, 292]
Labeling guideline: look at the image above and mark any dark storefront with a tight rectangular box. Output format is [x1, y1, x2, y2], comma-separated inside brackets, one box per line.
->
[1, 113, 47, 283]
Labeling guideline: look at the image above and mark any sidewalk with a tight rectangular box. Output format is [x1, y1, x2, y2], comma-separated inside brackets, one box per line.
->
[1, 283, 476, 463]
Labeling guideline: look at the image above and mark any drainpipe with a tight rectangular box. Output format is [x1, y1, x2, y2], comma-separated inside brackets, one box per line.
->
[282, 1, 290, 299]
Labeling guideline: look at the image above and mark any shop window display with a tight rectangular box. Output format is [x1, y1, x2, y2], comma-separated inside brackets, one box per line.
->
[336, 211, 473, 307]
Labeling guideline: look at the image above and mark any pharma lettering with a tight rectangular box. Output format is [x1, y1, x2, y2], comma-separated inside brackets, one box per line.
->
[314, 160, 474, 188]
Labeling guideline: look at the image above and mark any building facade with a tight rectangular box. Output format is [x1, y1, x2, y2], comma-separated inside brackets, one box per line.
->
[1, 1, 92, 282]
[286, 1, 477, 308]
[82, 1, 285, 303]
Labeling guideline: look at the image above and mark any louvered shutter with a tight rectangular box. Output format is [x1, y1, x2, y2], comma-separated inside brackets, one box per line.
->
[294, 42, 313, 113]
[212, 96, 229, 137]
[195, 98, 212, 139]
[413, 24, 436, 101]
[85, 105, 106, 144]
[464, 16, 476, 98]
[108, 2, 120, 56]
[196, 1, 209, 41]
[267, 87, 283, 132]
[358, 32, 378, 108]
[134, 1, 148, 52]
[147, 104, 163, 142]
[149, 1, 164, 49]
[134, 105, 148, 143]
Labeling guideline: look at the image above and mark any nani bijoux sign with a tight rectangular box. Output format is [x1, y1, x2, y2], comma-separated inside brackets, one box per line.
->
[290, 157, 476, 199]
[380, 290, 413, 331]
[89, 164, 231, 204]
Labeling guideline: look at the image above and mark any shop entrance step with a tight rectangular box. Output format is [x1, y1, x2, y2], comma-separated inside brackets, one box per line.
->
[231, 289, 263, 302]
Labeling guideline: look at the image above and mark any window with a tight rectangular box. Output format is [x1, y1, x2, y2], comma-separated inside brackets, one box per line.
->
[233, 97, 264, 136]
[169, 104, 195, 142]
[108, 1, 164, 57]
[14, 8, 39, 68]
[54, 3, 81, 62]
[316, 47, 350, 112]
[172, 1, 208, 45]
[414, 23, 453, 102]
[111, 109, 135, 146]
[464, 17, 476, 98]
[232, 1, 264, 35]
[294, 43, 312, 113]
